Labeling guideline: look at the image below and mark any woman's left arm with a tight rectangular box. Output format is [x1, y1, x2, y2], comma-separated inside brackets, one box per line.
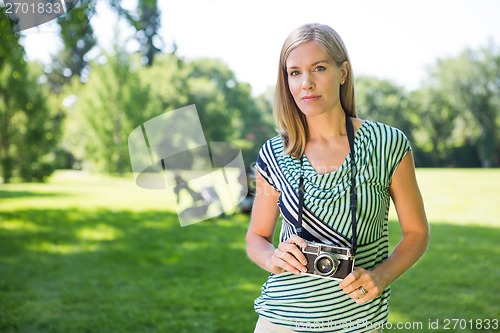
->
[340, 151, 430, 304]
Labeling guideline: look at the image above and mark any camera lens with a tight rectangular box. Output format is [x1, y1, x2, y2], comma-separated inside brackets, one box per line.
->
[316, 257, 334, 274]
[314, 253, 339, 276]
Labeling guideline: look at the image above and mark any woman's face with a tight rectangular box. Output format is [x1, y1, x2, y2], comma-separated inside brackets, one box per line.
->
[286, 41, 346, 118]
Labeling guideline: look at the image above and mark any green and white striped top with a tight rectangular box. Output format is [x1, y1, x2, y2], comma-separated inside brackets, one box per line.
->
[254, 120, 411, 332]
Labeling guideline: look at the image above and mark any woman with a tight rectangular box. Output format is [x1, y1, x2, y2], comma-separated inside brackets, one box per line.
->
[246, 23, 429, 333]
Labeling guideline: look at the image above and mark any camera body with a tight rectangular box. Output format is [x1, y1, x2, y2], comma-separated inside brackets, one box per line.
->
[301, 241, 355, 281]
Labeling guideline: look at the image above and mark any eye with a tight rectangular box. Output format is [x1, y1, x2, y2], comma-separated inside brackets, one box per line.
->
[315, 65, 326, 72]
[289, 70, 300, 76]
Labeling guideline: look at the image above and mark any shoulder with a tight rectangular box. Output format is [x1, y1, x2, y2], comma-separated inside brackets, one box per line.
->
[256, 135, 284, 169]
[361, 120, 412, 179]
[256, 135, 285, 190]
[361, 120, 410, 146]
[259, 135, 284, 156]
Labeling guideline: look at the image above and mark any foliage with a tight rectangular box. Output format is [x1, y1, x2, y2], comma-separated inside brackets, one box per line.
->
[356, 52, 500, 168]
[426, 43, 500, 167]
[111, 0, 163, 66]
[44, 0, 97, 92]
[56, 0, 97, 77]
[355, 76, 415, 140]
[0, 11, 62, 183]
[183, 57, 275, 164]
[69, 48, 153, 174]
[64, 49, 274, 174]
[51, 0, 164, 86]
[406, 87, 461, 167]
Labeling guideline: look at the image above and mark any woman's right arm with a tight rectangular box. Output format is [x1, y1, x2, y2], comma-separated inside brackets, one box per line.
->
[245, 172, 307, 275]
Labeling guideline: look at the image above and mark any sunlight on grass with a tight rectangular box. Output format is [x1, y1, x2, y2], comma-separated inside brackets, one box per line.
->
[388, 311, 412, 324]
[28, 241, 99, 254]
[76, 224, 121, 242]
[0, 219, 43, 232]
[180, 241, 209, 250]
[389, 168, 500, 227]
[0, 170, 172, 212]
[0, 169, 246, 229]
[238, 282, 263, 292]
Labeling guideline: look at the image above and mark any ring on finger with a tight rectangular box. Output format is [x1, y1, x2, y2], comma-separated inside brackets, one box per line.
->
[281, 251, 287, 260]
[359, 286, 367, 297]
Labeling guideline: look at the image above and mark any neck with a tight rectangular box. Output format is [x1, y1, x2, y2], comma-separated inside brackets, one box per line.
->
[306, 109, 347, 140]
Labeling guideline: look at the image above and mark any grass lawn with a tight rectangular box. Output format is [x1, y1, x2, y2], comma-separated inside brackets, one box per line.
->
[0, 169, 499, 332]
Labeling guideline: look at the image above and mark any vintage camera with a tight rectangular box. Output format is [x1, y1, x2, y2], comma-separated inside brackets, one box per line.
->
[301, 241, 355, 281]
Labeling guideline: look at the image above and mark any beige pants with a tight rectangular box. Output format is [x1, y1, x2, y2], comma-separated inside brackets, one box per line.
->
[253, 317, 296, 333]
[253, 316, 382, 333]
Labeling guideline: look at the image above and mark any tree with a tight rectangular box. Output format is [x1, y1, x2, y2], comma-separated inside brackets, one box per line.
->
[428, 43, 500, 167]
[355, 76, 414, 141]
[184, 58, 275, 166]
[408, 88, 462, 167]
[48, 0, 165, 90]
[57, 1, 97, 77]
[0, 11, 61, 182]
[238, 87, 276, 166]
[141, 55, 275, 167]
[110, 0, 162, 66]
[44, 0, 97, 93]
[69, 48, 153, 174]
[67, 51, 275, 174]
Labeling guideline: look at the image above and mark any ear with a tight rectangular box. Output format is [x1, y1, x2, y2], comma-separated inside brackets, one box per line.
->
[340, 61, 349, 83]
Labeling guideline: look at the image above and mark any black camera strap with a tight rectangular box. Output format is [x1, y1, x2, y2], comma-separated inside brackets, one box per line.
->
[297, 114, 358, 256]
[345, 115, 358, 255]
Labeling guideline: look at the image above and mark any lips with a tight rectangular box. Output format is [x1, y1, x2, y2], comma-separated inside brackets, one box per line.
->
[302, 95, 321, 102]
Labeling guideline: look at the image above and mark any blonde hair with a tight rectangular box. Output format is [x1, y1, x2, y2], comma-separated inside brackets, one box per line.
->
[274, 23, 356, 158]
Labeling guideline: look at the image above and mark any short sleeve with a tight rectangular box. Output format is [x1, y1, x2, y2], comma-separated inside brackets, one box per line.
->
[255, 140, 280, 191]
[386, 127, 412, 181]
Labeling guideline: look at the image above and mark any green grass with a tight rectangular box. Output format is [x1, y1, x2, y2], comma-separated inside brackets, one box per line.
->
[397, 168, 500, 227]
[0, 169, 499, 332]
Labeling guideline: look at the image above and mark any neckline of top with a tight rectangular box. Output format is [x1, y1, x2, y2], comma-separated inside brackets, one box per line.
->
[301, 119, 370, 177]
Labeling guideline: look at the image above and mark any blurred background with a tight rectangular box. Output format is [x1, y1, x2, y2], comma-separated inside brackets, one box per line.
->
[1, 0, 499, 332]
[2, 0, 500, 181]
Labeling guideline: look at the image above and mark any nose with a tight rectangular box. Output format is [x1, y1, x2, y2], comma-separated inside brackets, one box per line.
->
[302, 73, 315, 90]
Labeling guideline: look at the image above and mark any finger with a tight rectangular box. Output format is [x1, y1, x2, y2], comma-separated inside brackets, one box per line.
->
[285, 251, 308, 273]
[271, 249, 303, 274]
[272, 255, 303, 275]
[272, 249, 304, 274]
[275, 236, 309, 273]
[284, 235, 308, 264]
[278, 242, 308, 267]
[339, 267, 363, 289]
[357, 286, 368, 299]
[274, 248, 287, 261]
[286, 234, 308, 249]
[341, 285, 369, 302]
[275, 248, 307, 273]
[355, 288, 373, 304]
[270, 250, 286, 274]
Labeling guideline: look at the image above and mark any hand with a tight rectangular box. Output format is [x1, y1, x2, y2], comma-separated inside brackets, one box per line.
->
[339, 267, 388, 304]
[268, 235, 308, 275]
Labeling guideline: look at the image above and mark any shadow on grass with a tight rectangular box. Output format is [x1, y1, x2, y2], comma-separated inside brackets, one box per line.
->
[0, 190, 66, 200]
[0, 209, 498, 332]
[0, 208, 267, 333]
[387, 220, 500, 332]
